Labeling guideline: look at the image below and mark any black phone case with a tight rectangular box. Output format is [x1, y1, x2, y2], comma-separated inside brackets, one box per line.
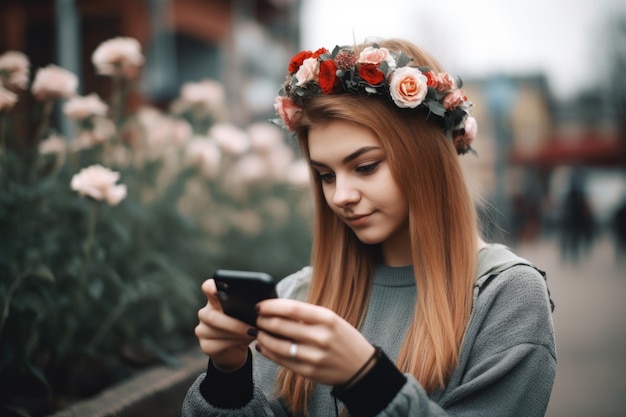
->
[213, 269, 277, 326]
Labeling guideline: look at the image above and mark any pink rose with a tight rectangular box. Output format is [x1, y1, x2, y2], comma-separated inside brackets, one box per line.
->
[295, 57, 319, 86]
[62, 93, 109, 120]
[70, 164, 127, 206]
[185, 136, 222, 177]
[92, 37, 144, 79]
[31, 64, 78, 101]
[435, 72, 457, 93]
[70, 117, 115, 150]
[442, 90, 466, 110]
[209, 122, 250, 156]
[180, 79, 225, 111]
[39, 134, 67, 156]
[464, 116, 478, 143]
[358, 46, 396, 68]
[247, 121, 283, 152]
[274, 96, 302, 131]
[0, 51, 30, 90]
[388, 66, 428, 108]
[453, 116, 478, 154]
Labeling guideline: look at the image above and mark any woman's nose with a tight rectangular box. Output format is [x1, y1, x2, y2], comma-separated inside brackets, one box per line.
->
[332, 177, 360, 207]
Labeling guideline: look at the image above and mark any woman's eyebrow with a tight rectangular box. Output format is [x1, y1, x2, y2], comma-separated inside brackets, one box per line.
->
[309, 146, 382, 167]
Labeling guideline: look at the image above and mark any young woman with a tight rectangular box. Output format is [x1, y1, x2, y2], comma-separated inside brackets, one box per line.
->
[183, 38, 556, 417]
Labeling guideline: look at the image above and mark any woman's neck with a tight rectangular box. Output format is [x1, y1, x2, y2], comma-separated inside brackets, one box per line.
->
[382, 235, 488, 267]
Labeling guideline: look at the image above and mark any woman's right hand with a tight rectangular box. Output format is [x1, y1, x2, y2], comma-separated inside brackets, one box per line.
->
[195, 278, 255, 372]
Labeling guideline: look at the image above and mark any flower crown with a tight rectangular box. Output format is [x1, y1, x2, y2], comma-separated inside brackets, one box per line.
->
[273, 44, 477, 155]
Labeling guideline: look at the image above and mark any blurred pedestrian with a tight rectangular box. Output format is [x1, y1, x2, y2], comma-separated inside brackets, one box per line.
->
[559, 171, 595, 262]
[183, 38, 555, 417]
[612, 197, 626, 261]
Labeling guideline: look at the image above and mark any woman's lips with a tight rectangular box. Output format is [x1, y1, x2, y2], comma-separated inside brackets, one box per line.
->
[344, 213, 371, 227]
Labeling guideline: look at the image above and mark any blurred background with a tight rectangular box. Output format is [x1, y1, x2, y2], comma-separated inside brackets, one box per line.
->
[0, 0, 625, 416]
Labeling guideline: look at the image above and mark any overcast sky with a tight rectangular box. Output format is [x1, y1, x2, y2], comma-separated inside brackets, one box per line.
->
[300, 0, 626, 100]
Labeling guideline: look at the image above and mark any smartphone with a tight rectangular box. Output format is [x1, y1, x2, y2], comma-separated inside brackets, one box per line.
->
[213, 269, 278, 326]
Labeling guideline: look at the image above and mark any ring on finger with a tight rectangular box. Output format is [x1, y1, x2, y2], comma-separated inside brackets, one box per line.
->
[289, 342, 298, 361]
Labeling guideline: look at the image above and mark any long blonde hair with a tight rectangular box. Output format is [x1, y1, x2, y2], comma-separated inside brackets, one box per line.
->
[276, 39, 478, 415]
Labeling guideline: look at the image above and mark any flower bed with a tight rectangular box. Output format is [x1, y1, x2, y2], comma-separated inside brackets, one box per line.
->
[0, 37, 311, 416]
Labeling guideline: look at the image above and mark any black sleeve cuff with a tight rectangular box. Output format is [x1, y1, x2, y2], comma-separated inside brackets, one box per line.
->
[333, 350, 407, 417]
[199, 348, 254, 409]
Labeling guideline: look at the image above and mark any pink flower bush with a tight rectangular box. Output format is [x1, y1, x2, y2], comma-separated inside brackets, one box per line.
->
[3, 35, 315, 417]
[31, 64, 78, 101]
[70, 164, 127, 206]
[92, 37, 145, 79]
[389, 66, 428, 108]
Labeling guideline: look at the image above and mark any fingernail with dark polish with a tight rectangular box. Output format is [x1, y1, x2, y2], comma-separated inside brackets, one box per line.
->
[247, 328, 258, 337]
[255, 343, 262, 353]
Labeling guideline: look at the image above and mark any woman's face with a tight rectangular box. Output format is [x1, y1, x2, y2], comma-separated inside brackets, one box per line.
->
[308, 120, 411, 264]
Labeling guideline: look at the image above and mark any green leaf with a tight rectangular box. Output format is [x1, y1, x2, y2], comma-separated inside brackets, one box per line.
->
[27, 265, 55, 284]
[427, 101, 447, 118]
[396, 52, 413, 68]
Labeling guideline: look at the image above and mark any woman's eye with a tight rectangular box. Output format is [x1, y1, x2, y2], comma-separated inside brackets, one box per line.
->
[316, 172, 335, 183]
[357, 162, 380, 174]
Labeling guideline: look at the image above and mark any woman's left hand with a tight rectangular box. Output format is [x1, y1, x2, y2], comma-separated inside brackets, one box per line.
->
[255, 298, 375, 387]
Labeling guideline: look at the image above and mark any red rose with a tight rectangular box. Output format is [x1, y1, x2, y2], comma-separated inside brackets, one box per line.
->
[318, 59, 339, 94]
[312, 48, 329, 58]
[424, 71, 438, 88]
[289, 50, 313, 74]
[358, 63, 385, 86]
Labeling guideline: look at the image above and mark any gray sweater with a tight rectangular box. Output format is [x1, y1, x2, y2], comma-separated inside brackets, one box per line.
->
[182, 244, 556, 416]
